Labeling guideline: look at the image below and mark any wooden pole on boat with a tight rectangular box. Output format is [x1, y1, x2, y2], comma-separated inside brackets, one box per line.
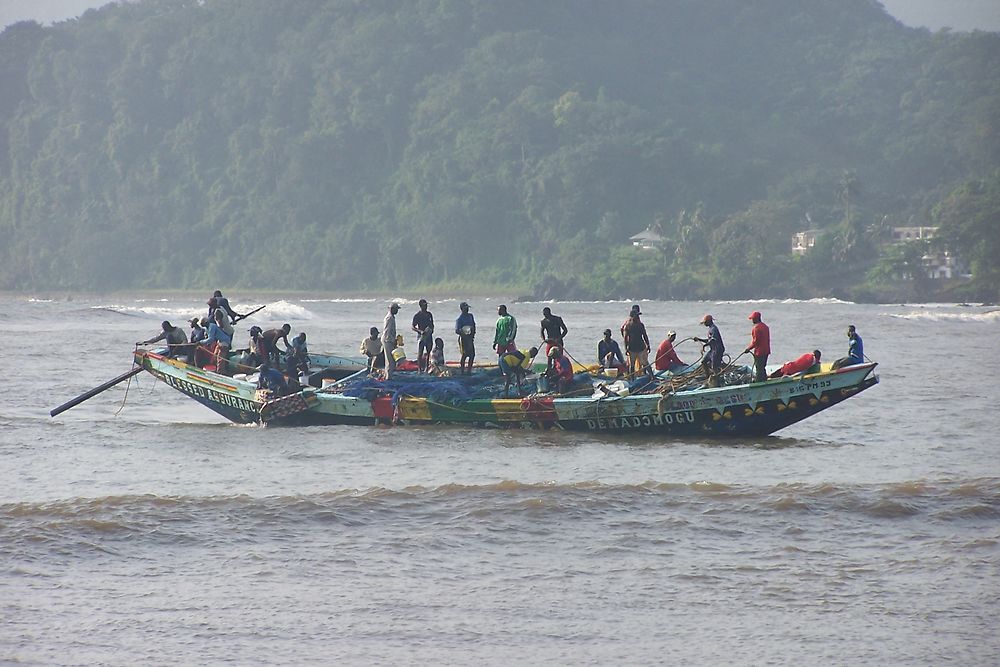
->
[49, 367, 143, 417]
[231, 304, 266, 325]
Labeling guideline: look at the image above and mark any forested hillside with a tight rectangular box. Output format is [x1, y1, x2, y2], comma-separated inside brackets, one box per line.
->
[1, 0, 998, 299]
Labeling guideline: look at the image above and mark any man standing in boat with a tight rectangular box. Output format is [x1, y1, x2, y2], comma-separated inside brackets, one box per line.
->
[202, 309, 235, 375]
[832, 325, 864, 369]
[620, 304, 641, 339]
[455, 302, 476, 374]
[694, 314, 725, 385]
[411, 299, 435, 373]
[207, 290, 244, 324]
[493, 305, 518, 371]
[382, 303, 400, 379]
[743, 311, 770, 383]
[623, 309, 652, 378]
[540, 307, 569, 371]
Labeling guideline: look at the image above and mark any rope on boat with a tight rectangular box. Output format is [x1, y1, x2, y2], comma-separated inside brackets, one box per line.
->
[113, 359, 139, 417]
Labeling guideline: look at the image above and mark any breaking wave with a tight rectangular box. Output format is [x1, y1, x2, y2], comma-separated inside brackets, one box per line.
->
[713, 297, 856, 305]
[91, 303, 202, 319]
[90, 299, 315, 321]
[885, 310, 1000, 323]
[259, 299, 314, 320]
[300, 298, 378, 303]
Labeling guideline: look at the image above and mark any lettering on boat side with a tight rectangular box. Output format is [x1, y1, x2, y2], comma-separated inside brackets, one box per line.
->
[586, 411, 696, 430]
[790, 380, 832, 393]
[161, 374, 257, 413]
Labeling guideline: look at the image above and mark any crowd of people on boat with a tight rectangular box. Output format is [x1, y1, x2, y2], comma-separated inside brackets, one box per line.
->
[138, 291, 867, 398]
[137, 290, 308, 395]
[359, 300, 865, 394]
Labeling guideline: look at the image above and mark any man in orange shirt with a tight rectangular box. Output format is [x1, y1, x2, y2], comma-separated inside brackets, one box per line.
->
[743, 311, 771, 382]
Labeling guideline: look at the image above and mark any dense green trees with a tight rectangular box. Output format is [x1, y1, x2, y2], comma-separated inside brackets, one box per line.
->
[0, 0, 997, 298]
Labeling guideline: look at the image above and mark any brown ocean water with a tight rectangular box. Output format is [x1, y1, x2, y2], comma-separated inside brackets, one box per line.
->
[2, 295, 998, 665]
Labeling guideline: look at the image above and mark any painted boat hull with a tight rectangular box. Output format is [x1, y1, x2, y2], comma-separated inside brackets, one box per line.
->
[135, 351, 878, 436]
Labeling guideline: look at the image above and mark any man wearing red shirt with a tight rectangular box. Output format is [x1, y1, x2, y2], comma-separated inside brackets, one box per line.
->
[743, 311, 771, 383]
[770, 350, 821, 378]
[654, 331, 685, 372]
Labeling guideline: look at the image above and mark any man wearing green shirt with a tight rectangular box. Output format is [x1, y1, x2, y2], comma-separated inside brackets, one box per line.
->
[493, 305, 518, 366]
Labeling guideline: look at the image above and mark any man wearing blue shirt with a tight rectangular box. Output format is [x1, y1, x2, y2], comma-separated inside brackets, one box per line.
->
[833, 325, 865, 369]
[694, 314, 725, 384]
[597, 329, 626, 373]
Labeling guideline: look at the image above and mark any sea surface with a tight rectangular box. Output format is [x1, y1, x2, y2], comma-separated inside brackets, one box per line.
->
[2, 294, 998, 666]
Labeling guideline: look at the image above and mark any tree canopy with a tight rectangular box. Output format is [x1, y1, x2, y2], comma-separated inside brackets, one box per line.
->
[0, 0, 997, 299]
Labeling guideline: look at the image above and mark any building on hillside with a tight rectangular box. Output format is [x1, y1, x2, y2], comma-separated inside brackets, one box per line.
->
[921, 250, 966, 280]
[791, 229, 820, 256]
[886, 225, 968, 280]
[629, 226, 666, 250]
[891, 226, 937, 242]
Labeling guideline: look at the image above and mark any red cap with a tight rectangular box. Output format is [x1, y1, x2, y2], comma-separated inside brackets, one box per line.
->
[700, 314, 713, 324]
[749, 311, 761, 320]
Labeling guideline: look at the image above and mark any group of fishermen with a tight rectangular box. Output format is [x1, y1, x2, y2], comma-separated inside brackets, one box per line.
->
[138, 290, 307, 394]
[597, 304, 864, 386]
[140, 293, 867, 398]
[600, 306, 865, 385]
[367, 300, 865, 394]
[365, 301, 575, 396]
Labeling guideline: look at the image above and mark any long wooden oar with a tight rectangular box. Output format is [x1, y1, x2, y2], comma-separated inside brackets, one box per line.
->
[231, 304, 266, 325]
[50, 367, 143, 417]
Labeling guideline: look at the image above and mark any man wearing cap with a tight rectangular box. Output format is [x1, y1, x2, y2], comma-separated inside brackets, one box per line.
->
[694, 314, 725, 384]
[597, 329, 626, 374]
[411, 299, 435, 372]
[654, 331, 685, 372]
[743, 311, 770, 382]
[455, 302, 476, 374]
[382, 303, 400, 379]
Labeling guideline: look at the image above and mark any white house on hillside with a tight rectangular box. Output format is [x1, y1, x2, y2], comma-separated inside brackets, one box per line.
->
[629, 226, 665, 250]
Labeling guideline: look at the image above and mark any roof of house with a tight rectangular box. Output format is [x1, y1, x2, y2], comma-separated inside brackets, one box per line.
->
[630, 228, 665, 242]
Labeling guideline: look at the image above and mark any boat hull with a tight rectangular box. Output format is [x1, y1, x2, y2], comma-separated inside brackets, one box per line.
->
[135, 351, 878, 437]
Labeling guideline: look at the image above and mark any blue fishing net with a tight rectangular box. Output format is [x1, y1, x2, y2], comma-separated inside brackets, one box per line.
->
[336, 369, 513, 403]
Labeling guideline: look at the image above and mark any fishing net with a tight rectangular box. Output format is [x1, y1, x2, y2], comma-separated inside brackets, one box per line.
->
[329, 367, 611, 403]
[334, 368, 513, 403]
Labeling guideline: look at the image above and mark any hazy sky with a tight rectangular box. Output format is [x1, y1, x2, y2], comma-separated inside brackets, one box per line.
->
[2, 0, 999, 33]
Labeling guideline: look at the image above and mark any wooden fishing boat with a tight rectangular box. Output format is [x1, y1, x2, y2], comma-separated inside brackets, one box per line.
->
[122, 347, 879, 436]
